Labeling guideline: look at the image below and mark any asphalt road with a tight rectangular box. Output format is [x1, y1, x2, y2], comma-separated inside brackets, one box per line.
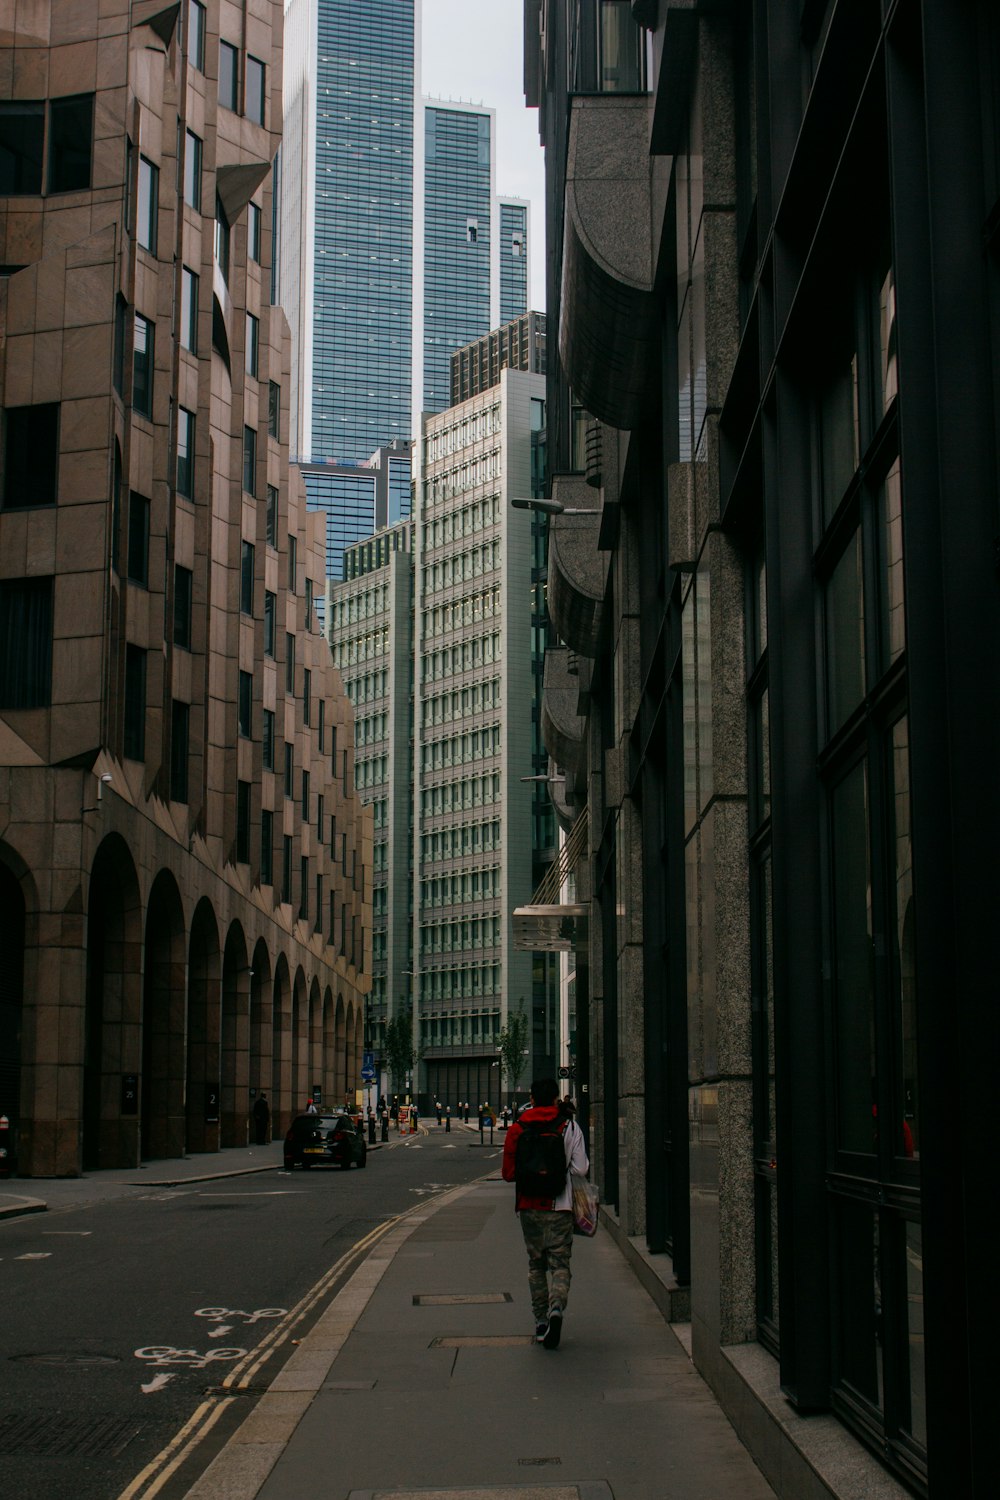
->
[0, 1129, 503, 1500]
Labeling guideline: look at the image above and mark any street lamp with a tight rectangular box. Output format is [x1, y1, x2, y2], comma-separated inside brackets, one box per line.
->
[520, 773, 566, 784]
[510, 497, 601, 515]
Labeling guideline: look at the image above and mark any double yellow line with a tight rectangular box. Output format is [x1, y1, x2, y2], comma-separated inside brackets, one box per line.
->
[116, 1209, 405, 1500]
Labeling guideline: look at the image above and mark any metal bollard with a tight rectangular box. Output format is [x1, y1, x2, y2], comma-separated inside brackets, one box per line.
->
[381, 1114, 389, 1142]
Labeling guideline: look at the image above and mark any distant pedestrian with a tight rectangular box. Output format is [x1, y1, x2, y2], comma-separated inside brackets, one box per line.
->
[435, 1100, 442, 1124]
[306, 1098, 318, 1114]
[502, 1078, 589, 1350]
[252, 1093, 270, 1145]
[463, 1101, 470, 1123]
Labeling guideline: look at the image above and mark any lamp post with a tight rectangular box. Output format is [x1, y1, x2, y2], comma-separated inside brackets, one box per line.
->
[401, 968, 420, 1108]
[510, 497, 601, 516]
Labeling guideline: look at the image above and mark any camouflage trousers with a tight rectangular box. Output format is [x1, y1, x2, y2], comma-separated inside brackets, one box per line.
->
[519, 1209, 575, 1321]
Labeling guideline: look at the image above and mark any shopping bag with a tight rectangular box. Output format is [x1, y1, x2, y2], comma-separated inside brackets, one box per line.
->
[571, 1173, 599, 1237]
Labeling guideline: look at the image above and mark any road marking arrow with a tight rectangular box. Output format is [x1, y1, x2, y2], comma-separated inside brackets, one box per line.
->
[141, 1374, 174, 1394]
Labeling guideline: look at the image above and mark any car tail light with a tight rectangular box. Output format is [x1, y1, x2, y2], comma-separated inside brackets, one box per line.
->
[284, 1129, 294, 1143]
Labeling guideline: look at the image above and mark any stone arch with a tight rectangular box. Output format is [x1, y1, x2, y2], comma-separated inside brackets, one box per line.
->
[271, 953, 291, 1135]
[322, 986, 334, 1112]
[308, 975, 322, 1107]
[142, 869, 187, 1161]
[292, 967, 308, 1110]
[0, 844, 34, 1176]
[249, 938, 272, 1131]
[186, 898, 221, 1154]
[220, 920, 251, 1148]
[83, 834, 142, 1169]
[334, 993, 347, 1106]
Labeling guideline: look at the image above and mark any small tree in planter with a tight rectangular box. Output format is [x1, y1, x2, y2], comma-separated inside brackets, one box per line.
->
[497, 999, 530, 1110]
[384, 1004, 418, 1098]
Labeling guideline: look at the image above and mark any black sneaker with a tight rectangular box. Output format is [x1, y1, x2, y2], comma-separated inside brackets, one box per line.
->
[542, 1308, 563, 1349]
[534, 1321, 549, 1344]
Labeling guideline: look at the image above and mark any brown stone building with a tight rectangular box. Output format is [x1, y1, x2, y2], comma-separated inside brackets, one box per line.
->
[0, 0, 371, 1177]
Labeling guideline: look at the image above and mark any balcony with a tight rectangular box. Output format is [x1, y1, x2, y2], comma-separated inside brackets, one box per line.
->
[559, 94, 656, 430]
[540, 647, 587, 781]
[547, 475, 606, 657]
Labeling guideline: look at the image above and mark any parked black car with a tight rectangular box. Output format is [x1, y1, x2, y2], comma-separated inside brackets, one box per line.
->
[283, 1113, 367, 1171]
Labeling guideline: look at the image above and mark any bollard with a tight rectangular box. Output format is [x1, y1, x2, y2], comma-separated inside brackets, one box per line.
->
[445, 1111, 451, 1132]
[368, 1113, 376, 1145]
[381, 1113, 389, 1142]
[0, 1114, 11, 1178]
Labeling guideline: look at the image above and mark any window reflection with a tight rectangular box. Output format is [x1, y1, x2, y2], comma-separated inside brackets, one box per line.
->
[836, 1196, 883, 1410]
[890, 716, 919, 1158]
[900, 1219, 926, 1445]
[832, 762, 875, 1156]
[879, 266, 898, 415]
[825, 530, 866, 735]
[879, 460, 905, 668]
[819, 355, 860, 525]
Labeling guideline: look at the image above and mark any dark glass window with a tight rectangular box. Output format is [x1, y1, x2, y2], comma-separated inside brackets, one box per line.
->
[264, 590, 276, 656]
[219, 41, 239, 113]
[240, 539, 255, 616]
[183, 129, 202, 210]
[236, 779, 251, 863]
[174, 564, 193, 648]
[246, 55, 266, 126]
[284, 741, 293, 798]
[48, 94, 93, 193]
[188, 0, 206, 71]
[268, 380, 280, 438]
[304, 576, 313, 629]
[248, 201, 262, 262]
[301, 768, 310, 821]
[299, 855, 309, 921]
[317, 698, 325, 753]
[0, 101, 44, 194]
[314, 875, 322, 933]
[317, 792, 324, 840]
[123, 644, 146, 759]
[133, 313, 154, 419]
[245, 311, 259, 377]
[0, 577, 53, 709]
[262, 707, 275, 769]
[287, 533, 297, 592]
[303, 667, 311, 726]
[285, 632, 295, 694]
[127, 492, 150, 585]
[243, 425, 257, 494]
[282, 834, 293, 905]
[2, 403, 58, 508]
[266, 485, 278, 546]
[177, 407, 195, 497]
[180, 266, 198, 352]
[261, 807, 273, 885]
[170, 699, 190, 802]
[214, 195, 230, 282]
[238, 669, 252, 738]
[113, 295, 127, 395]
[138, 156, 158, 253]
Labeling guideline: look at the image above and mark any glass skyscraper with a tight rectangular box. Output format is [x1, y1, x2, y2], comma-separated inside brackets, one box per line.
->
[499, 198, 529, 325]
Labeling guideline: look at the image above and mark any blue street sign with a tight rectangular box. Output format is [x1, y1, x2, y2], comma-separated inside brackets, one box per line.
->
[363, 1050, 374, 1071]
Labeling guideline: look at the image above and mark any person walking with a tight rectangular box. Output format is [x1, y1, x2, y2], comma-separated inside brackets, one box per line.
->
[252, 1093, 270, 1145]
[501, 1077, 589, 1350]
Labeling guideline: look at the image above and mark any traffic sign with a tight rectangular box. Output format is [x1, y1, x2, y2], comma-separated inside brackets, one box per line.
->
[361, 1067, 376, 1083]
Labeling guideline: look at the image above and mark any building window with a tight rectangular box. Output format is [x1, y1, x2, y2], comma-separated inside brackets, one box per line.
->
[240, 540, 255, 616]
[314, 875, 322, 933]
[466, 218, 478, 244]
[264, 590, 276, 656]
[285, 632, 295, 695]
[238, 669, 252, 738]
[266, 485, 278, 547]
[301, 768, 309, 822]
[317, 698, 325, 753]
[261, 808, 273, 885]
[317, 793, 324, 841]
[246, 55, 266, 126]
[284, 741, 293, 798]
[188, 0, 206, 71]
[248, 200, 262, 263]
[138, 156, 158, 253]
[48, 94, 93, 193]
[303, 667, 311, 726]
[304, 577, 313, 629]
[170, 699, 190, 802]
[268, 380, 280, 438]
[219, 41, 239, 112]
[235, 779, 251, 863]
[183, 129, 202, 210]
[177, 407, 195, 497]
[113, 295, 127, 396]
[245, 311, 259, 377]
[123, 644, 146, 759]
[174, 564, 193, 648]
[282, 834, 293, 905]
[0, 577, 53, 709]
[243, 425, 257, 495]
[2, 403, 58, 508]
[180, 266, 198, 352]
[299, 856, 309, 921]
[127, 492, 150, 586]
[0, 101, 44, 193]
[287, 533, 297, 592]
[262, 707, 275, 770]
[214, 195, 230, 283]
[133, 313, 154, 419]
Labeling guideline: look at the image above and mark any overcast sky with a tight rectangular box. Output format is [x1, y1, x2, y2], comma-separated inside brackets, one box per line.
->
[420, 0, 546, 310]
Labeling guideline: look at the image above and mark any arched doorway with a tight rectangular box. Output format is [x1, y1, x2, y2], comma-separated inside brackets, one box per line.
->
[142, 870, 186, 1160]
[322, 987, 334, 1111]
[292, 968, 308, 1110]
[335, 993, 347, 1107]
[271, 954, 291, 1134]
[249, 938, 272, 1133]
[221, 921, 250, 1147]
[308, 977, 322, 1107]
[83, 835, 142, 1169]
[0, 852, 28, 1175]
[187, 899, 221, 1154]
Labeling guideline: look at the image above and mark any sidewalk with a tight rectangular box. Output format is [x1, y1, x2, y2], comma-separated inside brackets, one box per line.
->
[179, 1176, 778, 1500]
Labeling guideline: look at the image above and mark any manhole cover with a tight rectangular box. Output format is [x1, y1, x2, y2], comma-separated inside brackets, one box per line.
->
[12, 1352, 120, 1366]
[0, 1413, 142, 1457]
[413, 1293, 512, 1306]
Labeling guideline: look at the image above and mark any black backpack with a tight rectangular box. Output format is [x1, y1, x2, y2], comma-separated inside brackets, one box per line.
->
[515, 1114, 569, 1197]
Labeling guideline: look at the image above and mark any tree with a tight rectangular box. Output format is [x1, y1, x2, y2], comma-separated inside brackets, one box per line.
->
[497, 999, 530, 1106]
[384, 1004, 417, 1095]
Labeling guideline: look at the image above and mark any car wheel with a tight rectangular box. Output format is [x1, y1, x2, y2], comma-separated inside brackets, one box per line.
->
[359, 1151, 367, 1169]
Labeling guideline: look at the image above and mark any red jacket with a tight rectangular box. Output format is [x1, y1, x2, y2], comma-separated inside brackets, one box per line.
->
[502, 1104, 584, 1212]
